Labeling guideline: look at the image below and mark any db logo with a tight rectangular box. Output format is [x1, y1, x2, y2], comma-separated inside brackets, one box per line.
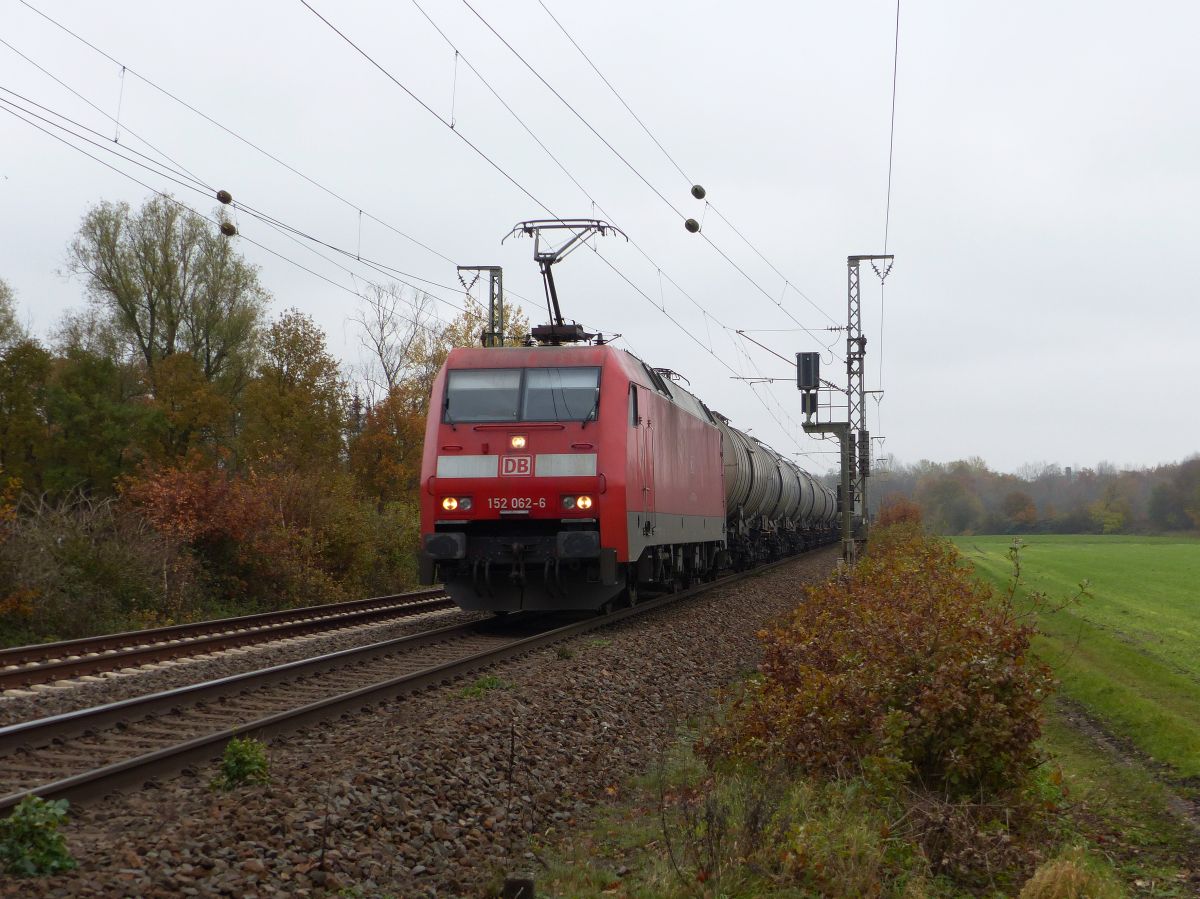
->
[500, 455, 533, 477]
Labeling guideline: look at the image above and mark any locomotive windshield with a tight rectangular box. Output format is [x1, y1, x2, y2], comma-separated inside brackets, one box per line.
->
[444, 366, 600, 423]
[523, 367, 600, 420]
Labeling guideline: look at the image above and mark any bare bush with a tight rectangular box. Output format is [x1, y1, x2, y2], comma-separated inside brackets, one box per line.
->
[0, 491, 199, 643]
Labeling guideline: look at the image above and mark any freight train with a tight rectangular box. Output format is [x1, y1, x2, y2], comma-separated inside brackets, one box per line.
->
[417, 342, 838, 612]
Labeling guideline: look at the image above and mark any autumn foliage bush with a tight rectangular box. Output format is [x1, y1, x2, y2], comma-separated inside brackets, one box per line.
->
[876, 493, 923, 527]
[124, 461, 417, 611]
[700, 523, 1054, 797]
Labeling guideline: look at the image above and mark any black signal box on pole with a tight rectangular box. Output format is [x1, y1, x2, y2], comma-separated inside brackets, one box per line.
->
[797, 352, 820, 390]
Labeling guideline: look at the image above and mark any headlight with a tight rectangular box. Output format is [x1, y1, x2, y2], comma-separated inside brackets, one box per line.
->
[561, 496, 576, 510]
[511, 435, 527, 449]
[576, 495, 593, 510]
[458, 497, 472, 511]
[441, 497, 458, 511]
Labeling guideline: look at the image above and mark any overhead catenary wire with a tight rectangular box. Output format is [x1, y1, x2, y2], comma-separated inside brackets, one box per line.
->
[0, 89, 213, 195]
[303, 7, 781, 373]
[461, 0, 841, 357]
[534, 0, 841, 329]
[411, 0, 748, 349]
[16, 0, 502, 274]
[876, 0, 901, 447]
[7, 8, 710, 387]
[883, 0, 901, 257]
[0, 100, 467, 344]
[0, 96, 617, 359]
[410, 0, 597, 212]
[12, 0, 825, 457]
[0, 89, 484, 322]
[407, 0, 840, 390]
[299, 1, 834, 456]
[300, 0, 555, 218]
[21, 0, 817, 399]
[0, 36, 211, 192]
[5, 2, 619, 344]
[727, 333, 816, 457]
[12, 0, 591, 330]
[10, 2, 580, 316]
[0, 43, 571, 333]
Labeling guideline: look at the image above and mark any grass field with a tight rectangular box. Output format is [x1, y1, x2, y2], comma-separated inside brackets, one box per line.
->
[953, 534, 1200, 779]
[954, 534, 1200, 894]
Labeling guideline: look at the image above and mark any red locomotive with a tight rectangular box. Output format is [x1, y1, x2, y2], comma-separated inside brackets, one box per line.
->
[417, 343, 837, 611]
[417, 219, 837, 611]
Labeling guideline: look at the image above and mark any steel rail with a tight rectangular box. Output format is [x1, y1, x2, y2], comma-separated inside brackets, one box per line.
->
[0, 589, 452, 689]
[0, 549, 832, 812]
[0, 617, 495, 755]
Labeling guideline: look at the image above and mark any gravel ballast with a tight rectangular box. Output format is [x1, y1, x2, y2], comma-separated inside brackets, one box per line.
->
[1, 548, 837, 898]
[0, 607, 486, 728]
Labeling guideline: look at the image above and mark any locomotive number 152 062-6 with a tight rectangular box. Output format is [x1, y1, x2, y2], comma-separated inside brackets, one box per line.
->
[487, 497, 547, 510]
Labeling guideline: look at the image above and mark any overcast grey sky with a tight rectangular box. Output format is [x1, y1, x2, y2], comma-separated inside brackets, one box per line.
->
[2, 1, 1197, 475]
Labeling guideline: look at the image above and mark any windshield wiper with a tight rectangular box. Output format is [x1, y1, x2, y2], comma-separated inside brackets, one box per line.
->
[581, 398, 599, 429]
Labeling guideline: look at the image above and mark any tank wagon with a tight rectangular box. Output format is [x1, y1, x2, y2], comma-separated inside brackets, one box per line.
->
[417, 342, 837, 612]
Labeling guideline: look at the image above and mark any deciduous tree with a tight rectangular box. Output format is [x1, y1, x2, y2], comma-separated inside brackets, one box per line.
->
[239, 310, 346, 470]
[1001, 490, 1038, 529]
[67, 196, 268, 391]
[41, 347, 147, 495]
[352, 283, 436, 402]
[0, 278, 26, 352]
[0, 339, 51, 491]
[139, 353, 231, 464]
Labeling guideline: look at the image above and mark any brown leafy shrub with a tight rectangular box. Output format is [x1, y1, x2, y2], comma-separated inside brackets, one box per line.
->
[877, 493, 923, 527]
[124, 462, 417, 611]
[699, 523, 1054, 798]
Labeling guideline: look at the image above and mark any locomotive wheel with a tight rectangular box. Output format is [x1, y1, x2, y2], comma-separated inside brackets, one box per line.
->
[623, 574, 640, 608]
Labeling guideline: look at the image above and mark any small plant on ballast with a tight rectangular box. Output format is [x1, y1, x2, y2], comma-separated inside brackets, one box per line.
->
[458, 674, 508, 699]
[0, 796, 77, 877]
[211, 736, 271, 790]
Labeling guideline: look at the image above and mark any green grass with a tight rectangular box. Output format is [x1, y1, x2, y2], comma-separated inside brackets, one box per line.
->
[1039, 702, 1196, 896]
[457, 674, 508, 699]
[952, 534, 1200, 778]
[534, 737, 940, 899]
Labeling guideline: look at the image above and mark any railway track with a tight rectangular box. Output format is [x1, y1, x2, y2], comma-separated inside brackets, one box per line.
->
[0, 589, 454, 690]
[0, 554, 812, 813]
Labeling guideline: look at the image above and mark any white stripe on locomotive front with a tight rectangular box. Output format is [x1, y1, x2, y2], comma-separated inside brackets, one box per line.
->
[435, 454, 597, 478]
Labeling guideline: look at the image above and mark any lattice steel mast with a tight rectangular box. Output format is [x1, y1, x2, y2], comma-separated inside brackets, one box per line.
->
[800, 254, 893, 563]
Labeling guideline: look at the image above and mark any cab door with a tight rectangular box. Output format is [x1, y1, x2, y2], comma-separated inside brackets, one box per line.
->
[630, 384, 656, 534]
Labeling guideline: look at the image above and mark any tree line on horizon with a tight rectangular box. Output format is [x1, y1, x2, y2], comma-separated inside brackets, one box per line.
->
[0, 195, 526, 644]
[869, 455, 1200, 536]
